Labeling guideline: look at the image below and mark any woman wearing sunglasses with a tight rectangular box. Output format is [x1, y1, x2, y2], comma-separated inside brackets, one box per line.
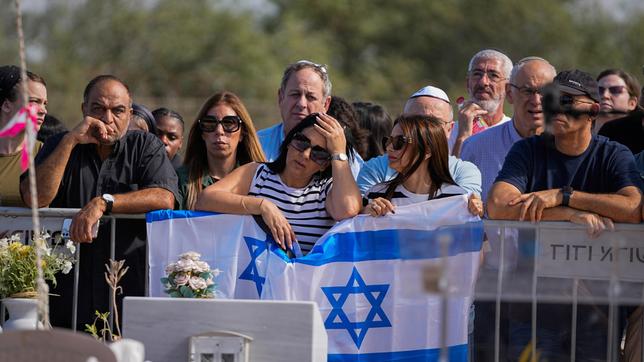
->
[195, 113, 362, 254]
[176, 91, 265, 210]
[364, 114, 483, 217]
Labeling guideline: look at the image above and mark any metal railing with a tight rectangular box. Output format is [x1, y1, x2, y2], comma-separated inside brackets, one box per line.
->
[1, 207, 643, 360]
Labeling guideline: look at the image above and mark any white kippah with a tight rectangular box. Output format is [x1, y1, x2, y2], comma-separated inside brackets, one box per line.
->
[409, 85, 450, 104]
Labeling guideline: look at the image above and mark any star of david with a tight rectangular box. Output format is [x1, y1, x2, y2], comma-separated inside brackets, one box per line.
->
[321, 266, 391, 349]
[238, 236, 268, 296]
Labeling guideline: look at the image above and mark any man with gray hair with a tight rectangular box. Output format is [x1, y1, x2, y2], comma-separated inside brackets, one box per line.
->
[460, 57, 557, 201]
[451, 49, 513, 157]
[258, 60, 332, 161]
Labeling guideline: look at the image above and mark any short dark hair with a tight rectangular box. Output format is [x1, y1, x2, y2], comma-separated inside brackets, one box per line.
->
[597, 69, 641, 101]
[352, 101, 393, 161]
[327, 96, 368, 160]
[82, 74, 131, 105]
[267, 113, 355, 180]
[152, 107, 184, 131]
[279, 60, 332, 98]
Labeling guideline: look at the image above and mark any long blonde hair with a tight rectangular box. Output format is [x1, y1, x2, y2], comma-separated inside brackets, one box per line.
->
[183, 91, 265, 209]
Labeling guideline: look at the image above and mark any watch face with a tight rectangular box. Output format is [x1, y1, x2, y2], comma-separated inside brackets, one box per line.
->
[102, 194, 115, 202]
[333, 153, 348, 161]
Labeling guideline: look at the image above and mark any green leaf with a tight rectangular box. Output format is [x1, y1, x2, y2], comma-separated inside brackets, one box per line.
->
[179, 285, 194, 298]
[169, 291, 181, 298]
[160, 277, 169, 284]
[199, 272, 211, 279]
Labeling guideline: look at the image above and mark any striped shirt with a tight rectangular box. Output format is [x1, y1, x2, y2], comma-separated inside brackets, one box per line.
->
[248, 164, 335, 253]
[366, 182, 467, 207]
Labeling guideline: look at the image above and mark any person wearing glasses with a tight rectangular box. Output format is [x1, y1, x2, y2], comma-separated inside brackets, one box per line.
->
[195, 113, 362, 255]
[450, 49, 514, 157]
[594, 68, 641, 134]
[362, 114, 483, 217]
[176, 91, 265, 210]
[460, 57, 556, 201]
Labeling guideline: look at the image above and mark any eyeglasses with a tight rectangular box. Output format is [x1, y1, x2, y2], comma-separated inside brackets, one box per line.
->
[510, 84, 543, 98]
[382, 135, 413, 151]
[598, 85, 627, 95]
[289, 133, 331, 165]
[469, 69, 506, 83]
[559, 94, 595, 107]
[295, 60, 328, 75]
[198, 115, 242, 133]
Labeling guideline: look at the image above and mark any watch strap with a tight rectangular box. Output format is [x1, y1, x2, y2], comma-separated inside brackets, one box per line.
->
[561, 186, 573, 207]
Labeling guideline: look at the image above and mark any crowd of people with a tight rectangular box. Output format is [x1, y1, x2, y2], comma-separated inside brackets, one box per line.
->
[1, 48, 643, 359]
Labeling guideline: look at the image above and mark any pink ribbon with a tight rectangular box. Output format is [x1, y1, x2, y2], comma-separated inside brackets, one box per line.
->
[0, 105, 39, 171]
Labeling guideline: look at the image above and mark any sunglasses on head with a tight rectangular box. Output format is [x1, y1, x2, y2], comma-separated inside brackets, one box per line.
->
[382, 135, 413, 151]
[598, 85, 626, 95]
[290, 133, 331, 165]
[198, 115, 242, 133]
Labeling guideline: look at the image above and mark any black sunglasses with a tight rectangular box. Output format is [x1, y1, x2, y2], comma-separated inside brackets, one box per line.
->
[290, 133, 331, 165]
[559, 94, 594, 108]
[382, 135, 413, 151]
[598, 85, 626, 95]
[198, 115, 242, 133]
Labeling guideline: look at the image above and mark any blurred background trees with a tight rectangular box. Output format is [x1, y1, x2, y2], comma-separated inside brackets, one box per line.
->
[1, 0, 643, 130]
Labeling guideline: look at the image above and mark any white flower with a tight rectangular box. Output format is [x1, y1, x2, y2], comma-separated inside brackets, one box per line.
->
[9, 234, 21, 242]
[206, 277, 214, 286]
[211, 268, 221, 277]
[188, 276, 207, 290]
[65, 240, 76, 254]
[193, 260, 210, 273]
[165, 262, 177, 274]
[175, 259, 196, 272]
[179, 251, 201, 261]
[173, 273, 190, 286]
[62, 260, 73, 274]
[0, 238, 8, 249]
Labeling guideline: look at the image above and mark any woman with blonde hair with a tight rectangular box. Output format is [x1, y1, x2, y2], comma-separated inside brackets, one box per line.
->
[177, 91, 265, 209]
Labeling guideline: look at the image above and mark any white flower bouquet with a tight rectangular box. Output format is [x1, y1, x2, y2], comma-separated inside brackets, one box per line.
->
[161, 251, 220, 298]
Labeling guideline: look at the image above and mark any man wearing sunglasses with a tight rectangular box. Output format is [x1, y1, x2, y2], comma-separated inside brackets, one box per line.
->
[488, 69, 642, 231]
[357, 85, 482, 196]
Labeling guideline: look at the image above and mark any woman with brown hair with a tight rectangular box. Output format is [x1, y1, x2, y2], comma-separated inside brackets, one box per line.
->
[364, 114, 483, 216]
[177, 91, 265, 210]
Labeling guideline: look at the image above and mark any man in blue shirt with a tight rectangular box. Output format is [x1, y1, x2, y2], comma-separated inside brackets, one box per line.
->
[357, 85, 482, 195]
[488, 69, 642, 231]
[258, 60, 363, 176]
[461, 57, 557, 201]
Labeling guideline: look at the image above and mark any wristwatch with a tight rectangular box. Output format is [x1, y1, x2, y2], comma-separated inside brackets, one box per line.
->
[101, 193, 115, 215]
[561, 186, 573, 207]
[331, 153, 348, 162]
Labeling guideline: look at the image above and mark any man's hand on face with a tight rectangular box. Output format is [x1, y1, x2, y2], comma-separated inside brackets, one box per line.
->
[70, 197, 106, 243]
[456, 100, 488, 139]
[68, 116, 112, 145]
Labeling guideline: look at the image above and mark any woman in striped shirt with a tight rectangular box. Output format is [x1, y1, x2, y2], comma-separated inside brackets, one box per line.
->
[364, 114, 484, 216]
[195, 113, 362, 254]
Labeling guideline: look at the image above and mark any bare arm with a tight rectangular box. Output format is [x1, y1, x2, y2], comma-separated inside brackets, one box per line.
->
[195, 162, 297, 250]
[21, 116, 110, 207]
[567, 187, 641, 223]
[21, 133, 77, 207]
[326, 158, 363, 220]
[70, 187, 174, 243]
[487, 181, 576, 221]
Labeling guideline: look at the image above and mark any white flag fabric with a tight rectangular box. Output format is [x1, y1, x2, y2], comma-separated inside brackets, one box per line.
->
[147, 195, 483, 361]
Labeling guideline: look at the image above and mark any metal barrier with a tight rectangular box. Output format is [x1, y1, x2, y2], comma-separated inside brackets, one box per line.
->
[1, 207, 643, 360]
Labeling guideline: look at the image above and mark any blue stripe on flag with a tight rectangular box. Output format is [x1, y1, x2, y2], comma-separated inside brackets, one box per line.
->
[145, 209, 219, 223]
[294, 221, 483, 266]
[327, 344, 467, 361]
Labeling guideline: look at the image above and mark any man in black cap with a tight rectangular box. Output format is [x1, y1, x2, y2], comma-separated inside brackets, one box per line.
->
[488, 69, 642, 232]
[487, 70, 642, 360]
[0, 65, 47, 207]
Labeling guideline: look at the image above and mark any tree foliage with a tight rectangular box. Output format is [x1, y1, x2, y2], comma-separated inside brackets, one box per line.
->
[0, 0, 642, 129]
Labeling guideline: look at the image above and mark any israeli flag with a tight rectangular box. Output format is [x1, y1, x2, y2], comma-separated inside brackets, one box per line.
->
[147, 195, 483, 361]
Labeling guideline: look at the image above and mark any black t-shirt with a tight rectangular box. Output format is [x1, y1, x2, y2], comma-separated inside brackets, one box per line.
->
[23, 131, 178, 329]
[495, 134, 642, 193]
[598, 110, 644, 154]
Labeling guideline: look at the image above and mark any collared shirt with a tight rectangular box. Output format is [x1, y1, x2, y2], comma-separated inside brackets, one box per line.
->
[356, 154, 482, 196]
[24, 130, 178, 329]
[448, 114, 511, 152]
[258, 122, 364, 178]
[460, 119, 522, 201]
